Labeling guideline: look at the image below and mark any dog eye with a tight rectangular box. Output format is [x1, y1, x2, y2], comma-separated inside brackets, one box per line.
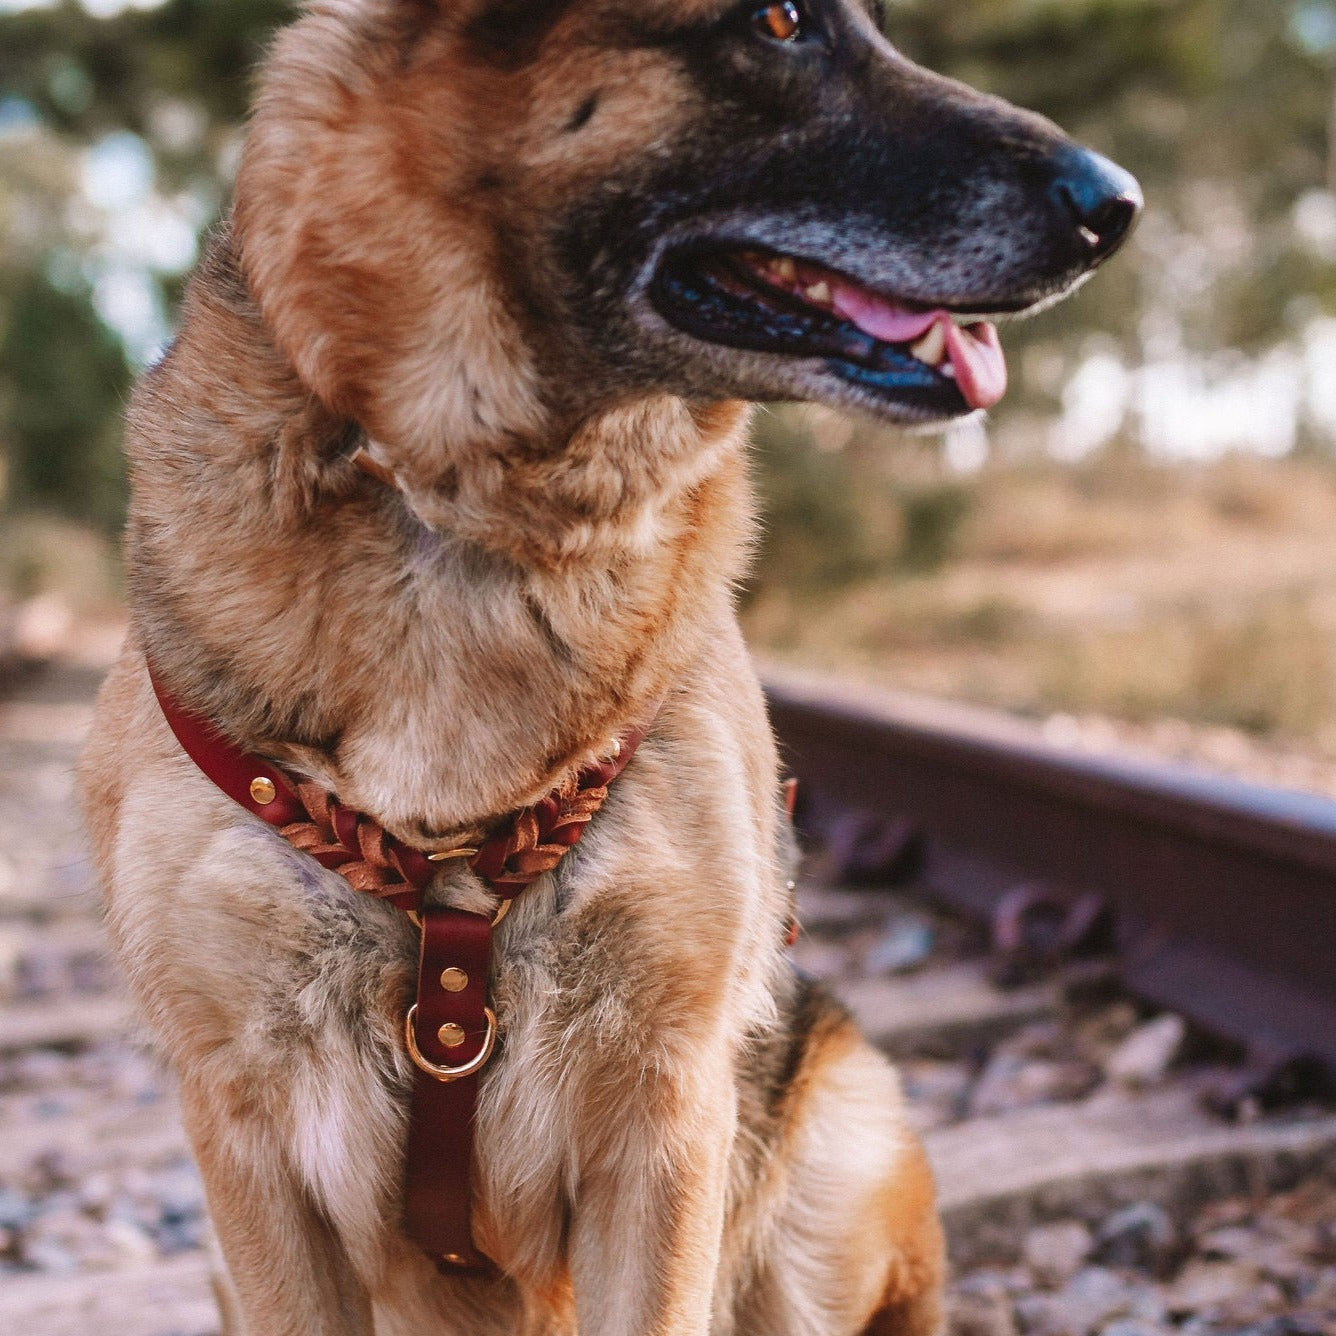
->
[752, 1, 803, 42]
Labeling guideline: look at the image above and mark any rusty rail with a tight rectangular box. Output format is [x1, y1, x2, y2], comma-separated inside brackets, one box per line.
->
[764, 668, 1336, 1094]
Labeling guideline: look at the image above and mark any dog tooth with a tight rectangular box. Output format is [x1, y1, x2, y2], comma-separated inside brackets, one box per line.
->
[805, 281, 832, 306]
[910, 321, 947, 366]
[775, 257, 797, 282]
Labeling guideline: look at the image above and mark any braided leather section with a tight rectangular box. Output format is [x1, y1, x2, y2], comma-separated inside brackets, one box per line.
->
[473, 771, 612, 889]
[274, 760, 622, 901]
[280, 782, 413, 896]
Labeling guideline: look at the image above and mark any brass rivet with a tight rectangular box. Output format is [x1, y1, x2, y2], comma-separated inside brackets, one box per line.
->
[437, 1022, 466, 1048]
[440, 967, 468, 993]
[249, 776, 277, 806]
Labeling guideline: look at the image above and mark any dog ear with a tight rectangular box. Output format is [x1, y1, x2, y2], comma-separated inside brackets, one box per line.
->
[462, 0, 574, 66]
[306, 0, 571, 62]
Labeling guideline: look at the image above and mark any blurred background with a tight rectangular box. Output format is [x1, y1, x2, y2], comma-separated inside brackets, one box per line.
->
[4, 0, 1336, 791]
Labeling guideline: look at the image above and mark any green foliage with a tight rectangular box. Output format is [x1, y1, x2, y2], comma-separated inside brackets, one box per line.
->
[897, 484, 973, 573]
[749, 412, 890, 594]
[1, 0, 294, 149]
[0, 266, 130, 530]
[0, 0, 294, 530]
[748, 413, 974, 590]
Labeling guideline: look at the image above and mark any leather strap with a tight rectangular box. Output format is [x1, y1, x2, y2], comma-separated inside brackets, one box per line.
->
[151, 671, 308, 828]
[403, 906, 495, 1270]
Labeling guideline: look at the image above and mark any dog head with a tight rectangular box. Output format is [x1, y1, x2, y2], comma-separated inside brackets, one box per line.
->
[236, 0, 1140, 465]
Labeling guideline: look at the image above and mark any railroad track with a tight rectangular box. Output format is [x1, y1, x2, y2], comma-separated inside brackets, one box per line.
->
[0, 659, 1332, 1333]
[765, 665, 1336, 1109]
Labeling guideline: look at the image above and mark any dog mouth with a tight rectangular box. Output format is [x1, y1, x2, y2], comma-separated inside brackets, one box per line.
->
[650, 245, 1011, 418]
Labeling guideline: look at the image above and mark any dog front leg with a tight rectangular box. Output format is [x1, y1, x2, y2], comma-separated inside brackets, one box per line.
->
[181, 1081, 375, 1336]
[566, 1066, 736, 1336]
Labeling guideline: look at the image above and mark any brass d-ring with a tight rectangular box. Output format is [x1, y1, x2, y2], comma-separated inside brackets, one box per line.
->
[405, 1004, 498, 1082]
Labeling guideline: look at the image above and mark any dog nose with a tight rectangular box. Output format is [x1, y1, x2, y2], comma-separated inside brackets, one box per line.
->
[1049, 148, 1143, 263]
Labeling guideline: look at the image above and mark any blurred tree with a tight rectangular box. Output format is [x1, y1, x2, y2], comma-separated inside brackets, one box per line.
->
[0, 0, 292, 532]
[0, 0, 290, 148]
[0, 265, 129, 528]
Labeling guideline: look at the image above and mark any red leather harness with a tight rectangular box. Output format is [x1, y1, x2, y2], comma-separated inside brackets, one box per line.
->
[149, 665, 651, 1272]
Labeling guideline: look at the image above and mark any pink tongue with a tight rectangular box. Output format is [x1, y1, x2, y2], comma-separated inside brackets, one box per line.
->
[829, 280, 940, 344]
[827, 275, 1008, 411]
[944, 319, 1007, 411]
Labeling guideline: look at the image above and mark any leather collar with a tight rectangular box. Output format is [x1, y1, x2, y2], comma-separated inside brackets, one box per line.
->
[148, 661, 653, 913]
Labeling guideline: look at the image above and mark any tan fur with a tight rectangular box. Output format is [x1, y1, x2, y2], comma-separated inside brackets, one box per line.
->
[80, 1, 946, 1331]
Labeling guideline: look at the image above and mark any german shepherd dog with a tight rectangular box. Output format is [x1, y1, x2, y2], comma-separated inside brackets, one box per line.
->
[79, 1, 1139, 1332]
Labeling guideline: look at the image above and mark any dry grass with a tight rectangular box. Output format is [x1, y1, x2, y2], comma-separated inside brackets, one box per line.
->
[1040, 598, 1335, 737]
[744, 454, 1336, 763]
[0, 514, 121, 613]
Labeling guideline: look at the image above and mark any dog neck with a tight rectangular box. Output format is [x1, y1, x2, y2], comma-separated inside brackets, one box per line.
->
[359, 393, 751, 572]
[126, 232, 755, 841]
